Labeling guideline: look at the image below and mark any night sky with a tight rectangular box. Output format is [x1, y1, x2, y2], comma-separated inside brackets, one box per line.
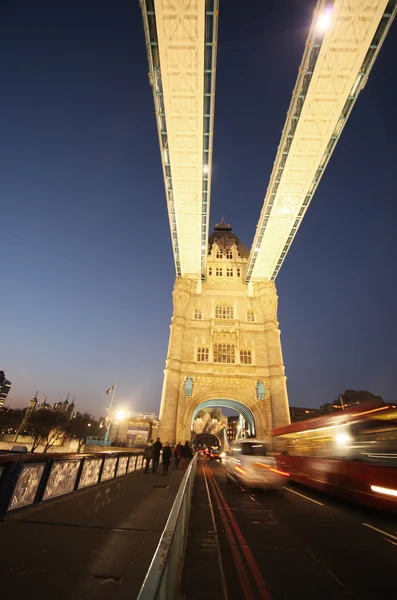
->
[1, 1, 396, 418]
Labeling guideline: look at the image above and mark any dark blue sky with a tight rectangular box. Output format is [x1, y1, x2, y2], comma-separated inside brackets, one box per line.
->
[1, 1, 396, 417]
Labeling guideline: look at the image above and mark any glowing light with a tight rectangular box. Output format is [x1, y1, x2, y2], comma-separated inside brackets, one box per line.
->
[271, 468, 290, 477]
[316, 8, 332, 33]
[203, 165, 209, 174]
[370, 485, 397, 498]
[335, 432, 351, 446]
[220, 452, 226, 459]
[114, 409, 127, 422]
[235, 466, 246, 475]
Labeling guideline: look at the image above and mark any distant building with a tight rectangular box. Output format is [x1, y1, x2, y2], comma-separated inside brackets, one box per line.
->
[109, 412, 159, 447]
[289, 390, 385, 423]
[289, 406, 321, 422]
[27, 394, 76, 419]
[227, 415, 239, 441]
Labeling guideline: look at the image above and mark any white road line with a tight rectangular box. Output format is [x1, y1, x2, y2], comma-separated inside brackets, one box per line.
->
[285, 487, 324, 506]
[362, 522, 397, 543]
[202, 462, 229, 600]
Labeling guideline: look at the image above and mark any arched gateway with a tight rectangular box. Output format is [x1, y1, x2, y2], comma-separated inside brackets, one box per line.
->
[159, 220, 290, 444]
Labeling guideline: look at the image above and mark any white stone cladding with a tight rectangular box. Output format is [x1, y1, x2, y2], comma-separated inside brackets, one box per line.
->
[159, 230, 290, 444]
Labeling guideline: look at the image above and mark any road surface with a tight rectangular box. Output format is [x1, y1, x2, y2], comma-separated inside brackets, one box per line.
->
[182, 457, 397, 600]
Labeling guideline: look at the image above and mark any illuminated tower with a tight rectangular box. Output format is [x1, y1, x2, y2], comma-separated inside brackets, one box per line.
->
[159, 220, 290, 443]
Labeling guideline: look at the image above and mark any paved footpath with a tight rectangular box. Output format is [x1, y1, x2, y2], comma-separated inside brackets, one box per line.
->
[0, 466, 184, 600]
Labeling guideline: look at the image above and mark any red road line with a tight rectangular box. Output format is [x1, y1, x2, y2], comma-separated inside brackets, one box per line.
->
[205, 462, 273, 600]
[203, 461, 255, 600]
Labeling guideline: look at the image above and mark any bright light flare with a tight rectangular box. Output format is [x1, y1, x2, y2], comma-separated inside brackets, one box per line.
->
[316, 8, 332, 33]
[371, 485, 397, 498]
[114, 409, 127, 422]
[271, 468, 290, 477]
[203, 164, 209, 174]
[335, 432, 351, 446]
[235, 466, 246, 475]
[220, 452, 226, 459]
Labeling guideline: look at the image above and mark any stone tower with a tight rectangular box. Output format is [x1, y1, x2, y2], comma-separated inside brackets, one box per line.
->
[159, 220, 290, 443]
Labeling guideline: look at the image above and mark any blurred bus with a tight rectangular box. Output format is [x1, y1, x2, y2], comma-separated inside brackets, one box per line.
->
[272, 400, 397, 511]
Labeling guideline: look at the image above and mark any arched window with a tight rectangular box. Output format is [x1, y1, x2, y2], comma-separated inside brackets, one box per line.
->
[226, 249, 233, 259]
[216, 267, 223, 277]
[226, 268, 233, 277]
[216, 248, 223, 259]
[214, 343, 235, 363]
[240, 350, 252, 364]
[193, 309, 203, 320]
[246, 310, 255, 323]
[208, 267, 212, 276]
[197, 347, 209, 362]
[236, 268, 241, 277]
[215, 303, 234, 319]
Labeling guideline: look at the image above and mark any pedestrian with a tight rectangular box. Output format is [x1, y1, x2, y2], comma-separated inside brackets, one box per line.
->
[153, 437, 163, 473]
[180, 440, 193, 470]
[173, 443, 181, 469]
[144, 439, 154, 473]
[162, 442, 172, 475]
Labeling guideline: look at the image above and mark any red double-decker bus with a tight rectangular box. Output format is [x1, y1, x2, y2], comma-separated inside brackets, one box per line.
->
[272, 401, 397, 511]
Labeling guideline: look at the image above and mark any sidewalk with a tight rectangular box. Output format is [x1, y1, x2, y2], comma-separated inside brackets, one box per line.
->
[0, 466, 184, 600]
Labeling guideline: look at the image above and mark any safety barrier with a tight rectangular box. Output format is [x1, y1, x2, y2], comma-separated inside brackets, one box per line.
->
[0, 449, 144, 518]
[137, 453, 197, 600]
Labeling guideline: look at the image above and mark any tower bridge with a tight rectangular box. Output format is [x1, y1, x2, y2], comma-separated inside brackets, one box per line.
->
[139, 0, 396, 443]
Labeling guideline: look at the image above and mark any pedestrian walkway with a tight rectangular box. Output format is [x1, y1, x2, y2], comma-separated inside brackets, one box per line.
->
[0, 466, 185, 600]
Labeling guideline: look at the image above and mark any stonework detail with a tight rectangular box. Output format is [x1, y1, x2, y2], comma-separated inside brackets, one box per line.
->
[128, 455, 137, 473]
[78, 458, 102, 489]
[159, 223, 290, 443]
[43, 460, 80, 500]
[101, 457, 117, 482]
[9, 464, 45, 511]
[116, 456, 128, 477]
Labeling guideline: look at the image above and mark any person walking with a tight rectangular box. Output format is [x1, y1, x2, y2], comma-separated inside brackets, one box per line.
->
[173, 443, 181, 470]
[162, 442, 172, 475]
[144, 439, 154, 473]
[153, 437, 163, 473]
[181, 440, 193, 470]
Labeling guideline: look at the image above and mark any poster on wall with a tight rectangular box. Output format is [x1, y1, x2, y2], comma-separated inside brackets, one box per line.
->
[127, 425, 149, 446]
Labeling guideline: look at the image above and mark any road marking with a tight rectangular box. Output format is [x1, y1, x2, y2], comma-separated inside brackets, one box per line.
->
[362, 522, 397, 542]
[204, 462, 255, 600]
[285, 487, 324, 506]
[202, 461, 229, 600]
[206, 462, 273, 600]
[306, 550, 350, 594]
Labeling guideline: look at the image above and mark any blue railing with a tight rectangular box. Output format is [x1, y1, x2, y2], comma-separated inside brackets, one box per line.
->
[137, 453, 197, 600]
[0, 449, 144, 518]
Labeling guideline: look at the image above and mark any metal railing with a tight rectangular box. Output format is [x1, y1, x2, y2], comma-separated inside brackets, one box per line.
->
[137, 453, 198, 600]
[0, 449, 144, 518]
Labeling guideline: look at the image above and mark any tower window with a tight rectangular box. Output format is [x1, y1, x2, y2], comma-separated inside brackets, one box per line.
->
[216, 267, 223, 277]
[237, 268, 241, 277]
[197, 347, 209, 362]
[215, 303, 234, 319]
[193, 309, 203, 320]
[216, 249, 223, 259]
[246, 310, 255, 323]
[214, 343, 235, 363]
[226, 268, 233, 277]
[226, 250, 233, 259]
[240, 350, 252, 364]
[208, 267, 212, 276]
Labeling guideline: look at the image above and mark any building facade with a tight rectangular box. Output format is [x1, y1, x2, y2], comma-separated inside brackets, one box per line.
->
[159, 220, 290, 444]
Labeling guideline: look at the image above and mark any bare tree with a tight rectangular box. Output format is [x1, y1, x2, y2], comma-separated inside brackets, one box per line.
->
[26, 410, 68, 453]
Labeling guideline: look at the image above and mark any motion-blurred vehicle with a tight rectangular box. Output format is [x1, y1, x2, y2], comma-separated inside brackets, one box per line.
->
[224, 439, 287, 489]
[273, 400, 397, 511]
[209, 449, 225, 462]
